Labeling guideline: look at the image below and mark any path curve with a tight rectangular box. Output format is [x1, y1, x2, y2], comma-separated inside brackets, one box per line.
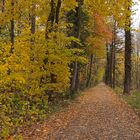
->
[23, 84, 140, 140]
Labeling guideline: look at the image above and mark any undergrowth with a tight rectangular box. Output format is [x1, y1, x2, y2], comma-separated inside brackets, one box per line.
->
[115, 87, 140, 116]
[0, 90, 81, 140]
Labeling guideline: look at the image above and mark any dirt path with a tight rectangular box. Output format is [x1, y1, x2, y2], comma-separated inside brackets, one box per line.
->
[23, 84, 140, 140]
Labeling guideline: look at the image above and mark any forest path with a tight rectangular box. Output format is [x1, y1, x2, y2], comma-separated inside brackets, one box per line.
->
[23, 83, 140, 140]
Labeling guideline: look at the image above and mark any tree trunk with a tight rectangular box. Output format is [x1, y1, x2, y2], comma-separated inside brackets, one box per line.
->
[136, 43, 140, 89]
[86, 54, 93, 87]
[0, 0, 4, 35]
[105, 21, 116, 89]
[46, 0, 62, 101]
[1, 0, 4, 12]
[31, 4, 36, 35]
[55, 0, 61, 24]
[45, 0, 56, 101]
[109, 43, 113, 87]
[112, 45, 116, 89]
[71, 61, 78, 93]
[112, 21, 116, 89]
[123, 6, 132, 94]
[45, 0, 55, 39]
[105, 44, 110, 85]
[71, 0, 83, 93]
[10, 0, 14, 52]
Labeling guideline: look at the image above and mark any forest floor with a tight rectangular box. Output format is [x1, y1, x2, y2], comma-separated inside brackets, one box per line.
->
[22, 83, 140, 140]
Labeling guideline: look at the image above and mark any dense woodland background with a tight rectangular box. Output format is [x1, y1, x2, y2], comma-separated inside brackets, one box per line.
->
[0, 0, 140, 139]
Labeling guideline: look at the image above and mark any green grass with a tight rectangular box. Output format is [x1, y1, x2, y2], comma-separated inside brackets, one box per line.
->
[123, 91, 140, 110]
[115, 87, 140, 116]
[115, 87, 123, 94]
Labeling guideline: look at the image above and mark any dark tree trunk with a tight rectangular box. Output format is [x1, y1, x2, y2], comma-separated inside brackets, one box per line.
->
[105, 21, 116, 89]
[30, 4, 36, 35]
[0, 0, 5, 35]
[45, 0, 56, 101]
[1, 0, 5, 12]
[10, 0, 14, 53]
[10, 20, 14, 46]
[45, 0, 55, 39]
[50, 0, 61, 84]
[71, 61, 78, 93]
[112, 21, 116, 89]
[86, 54, 93, 87]
[75, 63, 80, 92]
[109, 43, 113, 87]
[105, 44, 110, 85]
[46, 0, 62, 101]
[55, 0, 61, 24]
[112, 44, 116, 89]
[123, 7, 132, 94]
[71, 0, 84, 94]
[124, 29, 131, 94]
[48, 0, 55, 24]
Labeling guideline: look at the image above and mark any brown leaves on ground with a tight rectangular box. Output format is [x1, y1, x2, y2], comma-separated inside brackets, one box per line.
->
[22, 83, 140, 140]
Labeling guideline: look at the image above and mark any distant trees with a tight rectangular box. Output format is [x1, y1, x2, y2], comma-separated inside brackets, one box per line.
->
[105, 20, 117, 88]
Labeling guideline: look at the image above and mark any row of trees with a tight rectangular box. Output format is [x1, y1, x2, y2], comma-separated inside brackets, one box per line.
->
[104, 0, 134, 95]
[0, 0, 114, 99]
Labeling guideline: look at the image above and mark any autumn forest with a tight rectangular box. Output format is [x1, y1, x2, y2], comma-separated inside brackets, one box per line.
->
[0, 0, 140, 139]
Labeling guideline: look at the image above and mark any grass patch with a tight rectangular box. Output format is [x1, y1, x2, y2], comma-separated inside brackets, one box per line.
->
[123, 91, 140, 110]
[120, 90, 140, 117]
[115, 87, 123, 95]
[115, 87, 140, 116]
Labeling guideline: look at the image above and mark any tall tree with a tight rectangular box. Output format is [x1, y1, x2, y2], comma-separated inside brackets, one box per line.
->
[112, 21, 117, 88]
[108, 20, 117, 88]
[71, 0, 84, 93]
[123, 1, 132, 94]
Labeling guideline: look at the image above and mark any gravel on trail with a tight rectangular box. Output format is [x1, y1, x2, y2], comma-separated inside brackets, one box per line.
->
[23, 83, 140, 140]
